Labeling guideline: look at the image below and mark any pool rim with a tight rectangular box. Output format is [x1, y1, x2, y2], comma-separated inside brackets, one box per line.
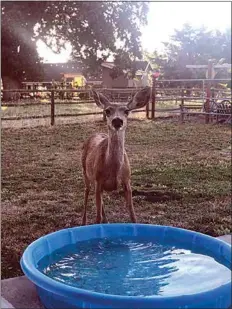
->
[20, 223, 231, 306]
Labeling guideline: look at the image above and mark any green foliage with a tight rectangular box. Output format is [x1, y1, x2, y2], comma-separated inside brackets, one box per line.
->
[146, 24, 231, 80]
[143, 50, 167, 71]
[1, 1, 148, 83]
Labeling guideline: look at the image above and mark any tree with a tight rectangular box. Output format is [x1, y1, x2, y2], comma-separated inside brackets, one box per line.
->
[147, 24, 231, 81]
[143, 50, 167, 72]
[1, 1, 148, 96]
[1, 2, 46, 99]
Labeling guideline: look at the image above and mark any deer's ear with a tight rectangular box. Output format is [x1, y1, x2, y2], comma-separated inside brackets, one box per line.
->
[92, 90, 110, 109]
[127, 86, 151, 110]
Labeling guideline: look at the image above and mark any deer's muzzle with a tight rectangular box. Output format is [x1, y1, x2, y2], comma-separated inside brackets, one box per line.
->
[112, 117, 123, 130]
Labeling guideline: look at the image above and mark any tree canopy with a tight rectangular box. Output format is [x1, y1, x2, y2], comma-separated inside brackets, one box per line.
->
[145, 24, 231, 80]
[1, 1, 148, 88]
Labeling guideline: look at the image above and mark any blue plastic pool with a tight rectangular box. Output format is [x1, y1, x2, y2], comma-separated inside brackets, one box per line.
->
[20, 224, 231, 308]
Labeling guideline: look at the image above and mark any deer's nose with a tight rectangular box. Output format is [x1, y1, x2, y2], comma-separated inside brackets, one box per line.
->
[112, 117, 123, 129]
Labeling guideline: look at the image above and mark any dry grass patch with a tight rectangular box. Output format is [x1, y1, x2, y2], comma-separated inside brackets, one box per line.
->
[1, 119, 231, 279]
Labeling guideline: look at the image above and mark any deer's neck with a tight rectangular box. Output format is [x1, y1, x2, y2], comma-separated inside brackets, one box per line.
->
[106, 130, 125, 173]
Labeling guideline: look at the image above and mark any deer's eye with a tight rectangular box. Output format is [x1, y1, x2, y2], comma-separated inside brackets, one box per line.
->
[124, 109, 129, 116]
[105, 108, 111, 117]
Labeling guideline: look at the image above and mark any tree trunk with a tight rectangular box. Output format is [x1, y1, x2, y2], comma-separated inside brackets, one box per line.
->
[2, 76, 21, 101]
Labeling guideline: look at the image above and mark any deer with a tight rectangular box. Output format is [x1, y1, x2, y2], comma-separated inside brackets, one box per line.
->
[81, 86, 151, 225]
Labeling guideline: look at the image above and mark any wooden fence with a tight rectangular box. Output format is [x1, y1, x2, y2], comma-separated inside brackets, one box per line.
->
[1, 88, 152, 125]
[154, 79, 231, 124]
[1, 82, 231, 126]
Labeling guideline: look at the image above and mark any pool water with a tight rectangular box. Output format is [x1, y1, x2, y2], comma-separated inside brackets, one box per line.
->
[38, 237, 231, 297]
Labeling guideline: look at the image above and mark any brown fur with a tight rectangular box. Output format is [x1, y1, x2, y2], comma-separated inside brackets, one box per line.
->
[81, 87, 151, 224]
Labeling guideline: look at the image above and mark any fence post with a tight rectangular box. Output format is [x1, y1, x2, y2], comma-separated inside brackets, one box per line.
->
[101, 89, 106, 121]
[205, 81, 211, 124]
[209, 86, 215, 122]
[33, 84, 36, 100]
[180, 88, 185, 123]
[202, 79, 205, 104]
[205, 60, 213, 124]
[51, 90, 55, 126]
[146, 96, 150, 119]
[151, 77, 156, 120]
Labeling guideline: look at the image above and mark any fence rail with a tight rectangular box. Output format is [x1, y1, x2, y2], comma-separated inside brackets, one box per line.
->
[1, 82, 231, 126]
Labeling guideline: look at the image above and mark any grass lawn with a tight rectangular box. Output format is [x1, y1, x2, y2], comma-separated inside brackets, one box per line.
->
[1, 119, 231, 279]
[1, 101, 100, 119]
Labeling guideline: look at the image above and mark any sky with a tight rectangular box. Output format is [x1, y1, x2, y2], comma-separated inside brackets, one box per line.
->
[37, 1, 231, 63]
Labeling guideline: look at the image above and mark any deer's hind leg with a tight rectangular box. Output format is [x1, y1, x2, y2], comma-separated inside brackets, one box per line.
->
[102, 203, 108, 223]
[81, 177, 91, 225]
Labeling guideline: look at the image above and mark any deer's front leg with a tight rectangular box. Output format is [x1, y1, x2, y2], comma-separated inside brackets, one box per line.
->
[123, 182, 137, 223]
[95, 182, 103, 224]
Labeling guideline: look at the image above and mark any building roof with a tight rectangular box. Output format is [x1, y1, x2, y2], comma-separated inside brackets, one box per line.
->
[42, 62, 84, 81]
[101, 62, 115, 69]
[101, 61, 152, 72]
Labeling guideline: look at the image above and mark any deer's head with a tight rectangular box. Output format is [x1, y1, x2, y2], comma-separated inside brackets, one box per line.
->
[92, 87, 151, 132]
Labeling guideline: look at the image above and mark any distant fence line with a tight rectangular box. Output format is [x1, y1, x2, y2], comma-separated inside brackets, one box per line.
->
[1, 79, 231, 126]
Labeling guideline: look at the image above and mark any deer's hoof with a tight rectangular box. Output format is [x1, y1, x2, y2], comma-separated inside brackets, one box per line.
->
[81, 219, 87, 226]
[95, 216, 103, 224]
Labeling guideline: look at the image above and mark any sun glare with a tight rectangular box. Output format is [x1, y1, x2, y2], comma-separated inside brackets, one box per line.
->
[142, 2, 231, 52]
[36, 40, 72, 63]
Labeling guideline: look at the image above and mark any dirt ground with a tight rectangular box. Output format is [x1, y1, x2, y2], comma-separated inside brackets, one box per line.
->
[1, 118, 231, 279]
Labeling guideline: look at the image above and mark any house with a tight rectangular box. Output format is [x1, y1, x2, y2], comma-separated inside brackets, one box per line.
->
[42, 62, 85, 84]
[22, 62, 86, 90]
[86, 76, 103, 88]
[101, 61, 153, 88]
